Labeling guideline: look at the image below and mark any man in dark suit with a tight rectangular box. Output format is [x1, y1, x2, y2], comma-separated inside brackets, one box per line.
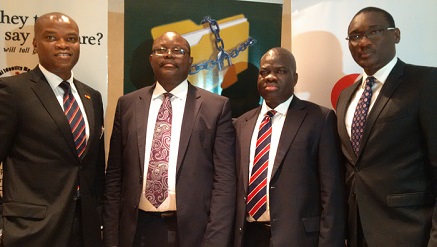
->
[336, 7, 437, 246]
[0, 12, 105, 246]
[234, 47, 345, 246]
[103, 31, 236, 247]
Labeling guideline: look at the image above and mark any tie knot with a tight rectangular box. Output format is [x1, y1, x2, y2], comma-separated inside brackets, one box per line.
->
[266, 110, 276, 118]
[59, 81, 71, 93]
[365, 76, 375, 88]
[163, 92, 173, 99]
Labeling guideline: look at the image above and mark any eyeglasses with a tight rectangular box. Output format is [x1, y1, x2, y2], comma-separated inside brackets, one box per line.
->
[346, 27, 396, 45]
[152, 47, 187, 56]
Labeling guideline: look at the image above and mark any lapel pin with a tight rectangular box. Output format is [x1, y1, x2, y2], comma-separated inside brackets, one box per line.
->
[84, 95, 91, 99]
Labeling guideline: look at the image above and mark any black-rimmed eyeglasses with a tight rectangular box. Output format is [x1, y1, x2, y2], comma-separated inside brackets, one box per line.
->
[346, 27, 396, 45]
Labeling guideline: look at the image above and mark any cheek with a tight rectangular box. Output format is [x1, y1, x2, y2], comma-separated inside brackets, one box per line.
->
[149, 59, 159, 68]
[348, 44, 357, 55]
[257, 78, 263, 88]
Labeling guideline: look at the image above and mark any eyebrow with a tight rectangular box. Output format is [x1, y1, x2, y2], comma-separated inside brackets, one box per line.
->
[349, 24, 386, 33]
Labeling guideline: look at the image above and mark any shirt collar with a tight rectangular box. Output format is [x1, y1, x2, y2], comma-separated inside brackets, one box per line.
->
[260, 94, 294, 117]
[39, 64, 74, 90]
[362, 56, 397, 87]
[153, 79, 188, 100]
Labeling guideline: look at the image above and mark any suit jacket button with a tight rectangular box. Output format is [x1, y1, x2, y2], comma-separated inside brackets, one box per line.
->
[354, 167, 360, 172]
[352, 193, 356, 198]
[139, 175, 143, 184]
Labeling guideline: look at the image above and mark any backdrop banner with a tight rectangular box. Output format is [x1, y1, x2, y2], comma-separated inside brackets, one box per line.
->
[0, 0, 108, 195]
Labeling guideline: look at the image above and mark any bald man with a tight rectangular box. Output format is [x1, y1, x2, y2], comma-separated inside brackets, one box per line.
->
[0, 12, 105, 246]
[103, 32, 236, 247]
[234, 48, 345, 246]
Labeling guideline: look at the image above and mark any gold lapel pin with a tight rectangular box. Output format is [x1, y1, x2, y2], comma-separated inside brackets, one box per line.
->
[84, 95, 91, 99]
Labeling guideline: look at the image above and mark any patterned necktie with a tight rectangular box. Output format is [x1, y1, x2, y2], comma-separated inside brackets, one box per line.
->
[145, 93, 173, 208]
[247, 110, 276, 220]
[350, 76, 375, 156]
[59, 81, 87, 157]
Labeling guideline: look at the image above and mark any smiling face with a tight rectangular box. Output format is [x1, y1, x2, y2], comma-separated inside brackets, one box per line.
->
[149, 32, 193, 92]
[33, 12, 80, 80]
[257, 48, 298, 109]
[348, 11, 400, 75]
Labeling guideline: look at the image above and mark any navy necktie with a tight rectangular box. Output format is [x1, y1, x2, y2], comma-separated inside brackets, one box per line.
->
[60, 81, 87, 157]
[350, 76, 375, 156]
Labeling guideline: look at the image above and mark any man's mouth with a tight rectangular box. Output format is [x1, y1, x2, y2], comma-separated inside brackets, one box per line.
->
[55, 53, 72, 57]
[161, 62, 177, 68]
[264, 83, 278, 91]
[358, 49, 373, 59]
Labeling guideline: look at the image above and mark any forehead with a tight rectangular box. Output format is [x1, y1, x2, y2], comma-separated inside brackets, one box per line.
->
[348, 11, 389, 32]
[153, 34, 189, 49]
[261, 52, 291, 69]
[37, 18, 78, 34]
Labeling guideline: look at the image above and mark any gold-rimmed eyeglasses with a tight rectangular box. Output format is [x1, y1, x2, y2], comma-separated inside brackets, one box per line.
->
[152, 47, 187, 56]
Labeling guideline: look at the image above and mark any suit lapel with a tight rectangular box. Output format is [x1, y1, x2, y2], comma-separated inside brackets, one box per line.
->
[136, 86, 154, 176]
[176, 83, 200, 175]
[240, 107, 261, 195]
[30, 68, 78, 158]
[358, 60, 405, 157]
[270, 97, 307, 178]
[337, 76, 362, 160]
[74, 80, 95, 159]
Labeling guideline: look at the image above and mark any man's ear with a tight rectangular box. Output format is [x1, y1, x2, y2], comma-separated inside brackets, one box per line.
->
[394, 28, 401, 44]
[33, 38, 38, 54]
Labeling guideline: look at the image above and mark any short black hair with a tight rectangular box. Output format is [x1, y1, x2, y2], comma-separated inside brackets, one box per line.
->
[354, 7, 396, 27]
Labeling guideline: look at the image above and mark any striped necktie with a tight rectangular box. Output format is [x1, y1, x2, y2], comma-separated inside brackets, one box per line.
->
[60, 81, 87, 157]
[247, 110, 276, 220]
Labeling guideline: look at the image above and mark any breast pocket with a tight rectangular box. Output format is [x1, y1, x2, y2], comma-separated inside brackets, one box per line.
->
[376, 111, 412, 124]
[386, 192, 431, 207]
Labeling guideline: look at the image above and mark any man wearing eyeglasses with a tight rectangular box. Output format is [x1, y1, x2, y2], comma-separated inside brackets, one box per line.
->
[103, 31, 236, 247]
[336, 6, 437, 247]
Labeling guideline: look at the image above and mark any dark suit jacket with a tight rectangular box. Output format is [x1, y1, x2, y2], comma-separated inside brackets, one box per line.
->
[336, 59, 437, 246]
[0, 67, 105, 246]
[234, 97, 345, 246]
[103, 82, 236, 247]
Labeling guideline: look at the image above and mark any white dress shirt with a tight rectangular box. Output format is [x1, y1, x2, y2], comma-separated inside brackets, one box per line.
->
[139, 80, 188, 212]
[345, 57, 398, 137]
[39, 64, 90, 141]
[247, 95, 293, 222]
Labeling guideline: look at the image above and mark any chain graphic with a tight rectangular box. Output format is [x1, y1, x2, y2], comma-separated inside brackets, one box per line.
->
[189, 16, 256, 75]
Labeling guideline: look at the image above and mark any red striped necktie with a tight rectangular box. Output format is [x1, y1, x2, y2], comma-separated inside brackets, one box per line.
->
[60, 81, 87, 157]
[247, 110, 276, 220]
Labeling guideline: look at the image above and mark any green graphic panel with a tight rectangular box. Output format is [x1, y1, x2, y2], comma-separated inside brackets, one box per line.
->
[125, 0, 282, 117]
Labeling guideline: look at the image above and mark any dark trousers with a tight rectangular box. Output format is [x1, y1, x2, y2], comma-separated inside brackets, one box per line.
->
[132, 210, 179, 247]
[69, 200, 84, 247]
[357, 211, 368, 247]
[243, 221, 271, 247]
